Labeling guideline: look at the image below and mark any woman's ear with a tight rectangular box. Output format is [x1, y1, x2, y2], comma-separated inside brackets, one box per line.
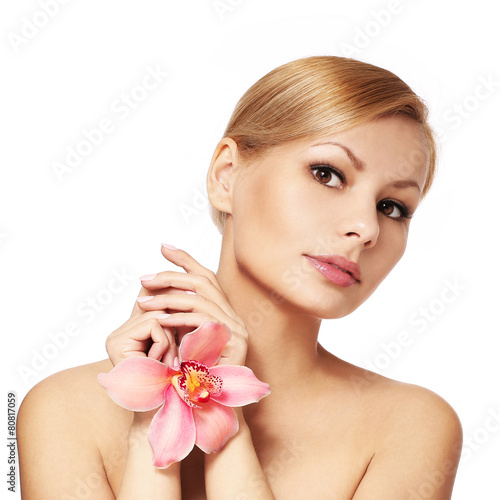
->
[206, 138, 239, 215]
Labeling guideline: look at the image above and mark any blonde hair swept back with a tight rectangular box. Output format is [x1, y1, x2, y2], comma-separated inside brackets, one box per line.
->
[209, 56, 436, 234]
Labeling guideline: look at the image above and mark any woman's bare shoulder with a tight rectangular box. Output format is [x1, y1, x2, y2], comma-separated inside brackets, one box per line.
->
[351, 363, 459, 424]
[328, 358, 462, 482]
[316, 354, 463, 496]
[332, 355, 462, 434]
[19, 359, 132, 434]
[20, 359, 115, 412]
[18, 360, 132, 498]
[18, 359, 132, 443]
[328, 355, 463, 494]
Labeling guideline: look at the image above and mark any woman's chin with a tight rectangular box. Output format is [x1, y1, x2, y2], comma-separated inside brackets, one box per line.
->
[287, 293, 362, 321]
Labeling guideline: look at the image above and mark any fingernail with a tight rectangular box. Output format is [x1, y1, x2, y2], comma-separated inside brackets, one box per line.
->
[173, 356, 180, 367]
[162, 243, 177, 250]
[156, 313, 171, 319]
[140, 273, 157, 281]
[137, 296, 154, 303]
[185, 290, 196, 295]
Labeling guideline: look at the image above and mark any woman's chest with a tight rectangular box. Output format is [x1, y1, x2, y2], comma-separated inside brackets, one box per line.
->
[178, 422, 372, 499]
[255, 429, 371, 499]
[103, 403, 375, 499]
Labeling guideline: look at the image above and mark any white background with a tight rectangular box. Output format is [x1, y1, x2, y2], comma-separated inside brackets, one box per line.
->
[2, 1, 499, 498]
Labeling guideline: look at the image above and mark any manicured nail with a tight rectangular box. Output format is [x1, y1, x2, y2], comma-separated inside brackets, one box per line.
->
[173, 356, 179, 367]
[162, 243, 177, 250]
[140, 273, 157, 281]
[137, 296, 154, 303]
[185, 290, 196, 295]
[156, 313, 171, 319]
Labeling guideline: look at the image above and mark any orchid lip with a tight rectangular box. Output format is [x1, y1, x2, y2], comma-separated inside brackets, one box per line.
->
[174, 360, 223, 408]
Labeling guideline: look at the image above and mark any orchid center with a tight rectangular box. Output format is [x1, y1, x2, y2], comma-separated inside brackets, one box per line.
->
[173, 360, 223, 408]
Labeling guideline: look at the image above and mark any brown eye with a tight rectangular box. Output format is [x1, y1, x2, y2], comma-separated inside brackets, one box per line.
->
[377, 200, 409, 219]
[310, 165, 343, 188]
[379, 201, 397, 216]
[317, 169, 332, 183]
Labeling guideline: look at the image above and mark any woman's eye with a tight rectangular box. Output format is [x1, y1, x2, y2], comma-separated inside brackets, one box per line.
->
[310, 165, 344, 189]
[377, 200, 412, 220]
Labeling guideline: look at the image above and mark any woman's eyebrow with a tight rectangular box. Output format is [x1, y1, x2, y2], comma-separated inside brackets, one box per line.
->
[310, 141, 422, 193]
[310, 141, 364, 171]
[388, 179, 422, 193]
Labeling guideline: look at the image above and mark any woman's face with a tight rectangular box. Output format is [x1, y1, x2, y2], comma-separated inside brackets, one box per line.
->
[228, 115, 430, 319]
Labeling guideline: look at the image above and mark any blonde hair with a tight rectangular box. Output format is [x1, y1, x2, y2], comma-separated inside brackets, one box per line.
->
[209, 56, 436, 234]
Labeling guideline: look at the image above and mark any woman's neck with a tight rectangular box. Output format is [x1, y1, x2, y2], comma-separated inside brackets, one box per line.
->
[215, 234, 324, 391]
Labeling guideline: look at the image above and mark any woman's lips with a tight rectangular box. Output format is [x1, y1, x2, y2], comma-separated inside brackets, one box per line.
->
[304, 255, 361, 287]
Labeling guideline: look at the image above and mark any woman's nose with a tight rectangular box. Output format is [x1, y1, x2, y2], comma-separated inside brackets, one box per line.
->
[336, 199, 380, 249]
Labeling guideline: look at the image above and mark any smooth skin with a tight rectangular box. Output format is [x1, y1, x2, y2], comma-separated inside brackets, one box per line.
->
[18, 116, 462, 499]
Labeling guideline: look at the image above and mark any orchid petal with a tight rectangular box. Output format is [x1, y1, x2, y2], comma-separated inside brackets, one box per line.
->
[193, 400, 238, 454]
[98, 357, 174, 411]
[210, 365, 271, 407]
[179, 321, 231, 367]
[148, 385, 196, 468]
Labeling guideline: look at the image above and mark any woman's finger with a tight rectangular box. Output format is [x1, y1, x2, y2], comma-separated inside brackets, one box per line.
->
[160, 244, 223, 292]
[139, 272, 244, 327]
[135, 291, 242, 334]
[129, 286, 153, 320]
[119, 309, 173, 330]
[156, 311, 240, 342]
[156, 312, 248, 365]
[106, 316, 177, 366]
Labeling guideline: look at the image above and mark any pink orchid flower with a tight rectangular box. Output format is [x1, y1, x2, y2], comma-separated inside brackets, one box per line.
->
[98, 321, 270, 468]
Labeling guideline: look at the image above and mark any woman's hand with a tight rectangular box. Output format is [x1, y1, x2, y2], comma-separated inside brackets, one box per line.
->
[104, 243, 272, 499]
[105, 244, 243, 369]
[104, 288, 179, 368]
[134, 243, 249, 367]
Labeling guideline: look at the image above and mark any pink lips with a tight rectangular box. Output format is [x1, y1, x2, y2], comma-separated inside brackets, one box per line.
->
[305, 255, 361, 287]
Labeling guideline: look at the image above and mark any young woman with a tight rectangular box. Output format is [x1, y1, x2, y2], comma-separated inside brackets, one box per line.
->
[18, 56, 462, 499]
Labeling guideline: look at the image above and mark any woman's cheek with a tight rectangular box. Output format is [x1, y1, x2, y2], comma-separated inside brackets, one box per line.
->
[372, 228, 408, 282]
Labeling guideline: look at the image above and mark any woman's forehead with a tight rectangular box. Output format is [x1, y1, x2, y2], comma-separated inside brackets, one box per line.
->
[242, 116, 429, 191]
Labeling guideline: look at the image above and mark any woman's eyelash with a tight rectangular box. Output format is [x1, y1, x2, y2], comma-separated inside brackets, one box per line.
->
[396, 202, 413, 219]
[309, 163, 345, 186]
[377, 199, 414, 220]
